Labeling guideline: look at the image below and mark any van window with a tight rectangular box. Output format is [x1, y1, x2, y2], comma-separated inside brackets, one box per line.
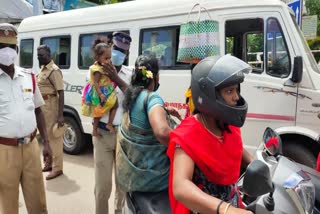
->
[40, 36, 71, 69]
[140, 26, 188, 69]
[20, 39, 34, 68]
[79, 31, 129, 69]
[266, 18, 291, 78]
[225, 18, 264, 73]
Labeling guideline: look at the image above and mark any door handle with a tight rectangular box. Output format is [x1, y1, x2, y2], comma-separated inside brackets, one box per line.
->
[312, 103, 320, 107]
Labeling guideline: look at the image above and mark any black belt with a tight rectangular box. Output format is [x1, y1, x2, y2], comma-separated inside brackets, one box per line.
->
[98, 121, 119, 132]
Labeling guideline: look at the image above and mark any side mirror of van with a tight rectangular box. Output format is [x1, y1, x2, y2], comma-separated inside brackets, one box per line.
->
[291, 56, 303, 83]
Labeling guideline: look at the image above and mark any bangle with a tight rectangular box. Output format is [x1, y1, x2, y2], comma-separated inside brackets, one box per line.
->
[223, 203, 231, 214]
[216, 200, 224, 214]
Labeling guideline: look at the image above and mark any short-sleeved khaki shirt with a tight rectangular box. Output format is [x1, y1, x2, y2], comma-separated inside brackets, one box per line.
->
[0, 66, 45, 138]
[37, 60, 64, 95]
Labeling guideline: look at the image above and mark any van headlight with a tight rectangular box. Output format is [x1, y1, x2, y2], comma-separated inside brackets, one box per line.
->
[287, 181, 315, 214]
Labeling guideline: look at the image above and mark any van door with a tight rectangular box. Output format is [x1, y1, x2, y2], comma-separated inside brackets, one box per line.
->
[223, 13, 297, 152]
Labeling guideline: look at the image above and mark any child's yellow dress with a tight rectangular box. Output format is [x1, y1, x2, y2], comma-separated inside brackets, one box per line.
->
[185, 87, 195, 118]
[81, 62, 117, 118]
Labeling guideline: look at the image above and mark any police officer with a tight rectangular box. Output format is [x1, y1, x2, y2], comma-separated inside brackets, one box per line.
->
[0, 23, 52, 214]
[92, 32, 132, 214]
[37, 45, 65, 180]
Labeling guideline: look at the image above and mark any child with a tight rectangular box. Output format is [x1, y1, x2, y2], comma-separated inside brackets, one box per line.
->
[81, 38, 118, 136]
[184, 64, 197, 118]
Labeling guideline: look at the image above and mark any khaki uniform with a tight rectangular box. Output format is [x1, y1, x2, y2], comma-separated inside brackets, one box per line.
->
[37, 60, 64, 172]
[92, 65, 132, 214]
[0, 66, 47, 214]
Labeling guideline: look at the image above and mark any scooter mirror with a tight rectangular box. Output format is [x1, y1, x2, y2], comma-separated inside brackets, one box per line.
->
[263, 127, 282, 155]
[243, 160, 274, 197]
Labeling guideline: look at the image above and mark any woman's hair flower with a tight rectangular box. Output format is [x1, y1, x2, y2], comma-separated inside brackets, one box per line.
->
[139, 66, 153, 80]
[146, 70, 153, 79]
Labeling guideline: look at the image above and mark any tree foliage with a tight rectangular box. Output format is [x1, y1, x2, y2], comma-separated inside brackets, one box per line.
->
[305, 0, 320, 35]
[307, 36, 320, 61]
[247, 34, 264, 53]
[87, 0, 106, 4]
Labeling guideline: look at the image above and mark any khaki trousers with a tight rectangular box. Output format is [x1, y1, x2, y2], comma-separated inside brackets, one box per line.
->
[41, 96, 63, 172]
[93, 128, 125, 214]
[0, 139, 47, 214]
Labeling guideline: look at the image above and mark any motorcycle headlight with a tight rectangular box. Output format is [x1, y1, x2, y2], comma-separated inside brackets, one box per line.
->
[287, 181, 315, 214]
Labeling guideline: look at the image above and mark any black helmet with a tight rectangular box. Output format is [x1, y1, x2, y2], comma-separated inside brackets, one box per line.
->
[191, 55, 251, 127]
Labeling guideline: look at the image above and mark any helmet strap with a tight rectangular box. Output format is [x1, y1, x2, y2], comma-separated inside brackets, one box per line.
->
[217, 120, 231, 133]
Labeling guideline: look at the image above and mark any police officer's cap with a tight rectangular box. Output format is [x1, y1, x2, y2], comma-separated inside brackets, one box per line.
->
[112, 32, 132, 51]
[0, 23, 18, 45]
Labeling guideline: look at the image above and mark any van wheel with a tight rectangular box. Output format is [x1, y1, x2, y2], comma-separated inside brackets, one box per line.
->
[282, 142, 316, 168]
[63, 116, 86, 155]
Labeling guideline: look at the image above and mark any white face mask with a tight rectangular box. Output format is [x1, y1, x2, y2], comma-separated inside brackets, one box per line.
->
[0, 47, 17, 66]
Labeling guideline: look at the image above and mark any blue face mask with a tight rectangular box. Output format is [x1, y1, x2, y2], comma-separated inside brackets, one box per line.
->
[111, 49, 126, 66]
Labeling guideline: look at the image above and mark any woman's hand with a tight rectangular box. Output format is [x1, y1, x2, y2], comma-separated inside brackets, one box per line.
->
[103, 63, 118, 82]
[102, 62, 128, 93]
[166, 106, 182, 121]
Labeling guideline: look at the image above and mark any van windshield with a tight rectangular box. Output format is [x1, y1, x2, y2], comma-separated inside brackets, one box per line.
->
[290, 13, 320, 73]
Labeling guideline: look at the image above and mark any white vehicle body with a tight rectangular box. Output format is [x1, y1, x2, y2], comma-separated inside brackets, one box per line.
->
[17, 0, 320, 165]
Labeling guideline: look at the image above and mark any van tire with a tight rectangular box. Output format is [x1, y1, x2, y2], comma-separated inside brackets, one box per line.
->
[282, 142, 316, 168]
[63, 116, 86, 155]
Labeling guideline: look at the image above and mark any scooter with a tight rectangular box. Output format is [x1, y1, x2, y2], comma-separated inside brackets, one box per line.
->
[123, 127, 320, 214]
[123, 190, 171, 214]
[239, 127, 320, 214]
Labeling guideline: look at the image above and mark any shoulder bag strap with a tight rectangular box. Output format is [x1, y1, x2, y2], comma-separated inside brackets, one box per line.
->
[143, 91, 151, 114]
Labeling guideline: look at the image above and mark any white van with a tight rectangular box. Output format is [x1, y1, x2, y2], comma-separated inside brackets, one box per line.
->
[18, 0, 320, 167]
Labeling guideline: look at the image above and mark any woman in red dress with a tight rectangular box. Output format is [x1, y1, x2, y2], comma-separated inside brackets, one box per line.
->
[168, 55, 254, 214]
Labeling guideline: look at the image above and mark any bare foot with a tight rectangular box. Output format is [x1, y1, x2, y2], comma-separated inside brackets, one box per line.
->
[106, 123, 116, 133]
[92, 129, 102, 138]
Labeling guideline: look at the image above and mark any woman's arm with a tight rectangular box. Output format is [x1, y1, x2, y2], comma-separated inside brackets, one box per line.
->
[166, 106, 182, 120]
[241, 148, 254, 168]
[173, 149, 252, 214]
[173, 148, 223, 213]
[148, 105, 171, 146]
